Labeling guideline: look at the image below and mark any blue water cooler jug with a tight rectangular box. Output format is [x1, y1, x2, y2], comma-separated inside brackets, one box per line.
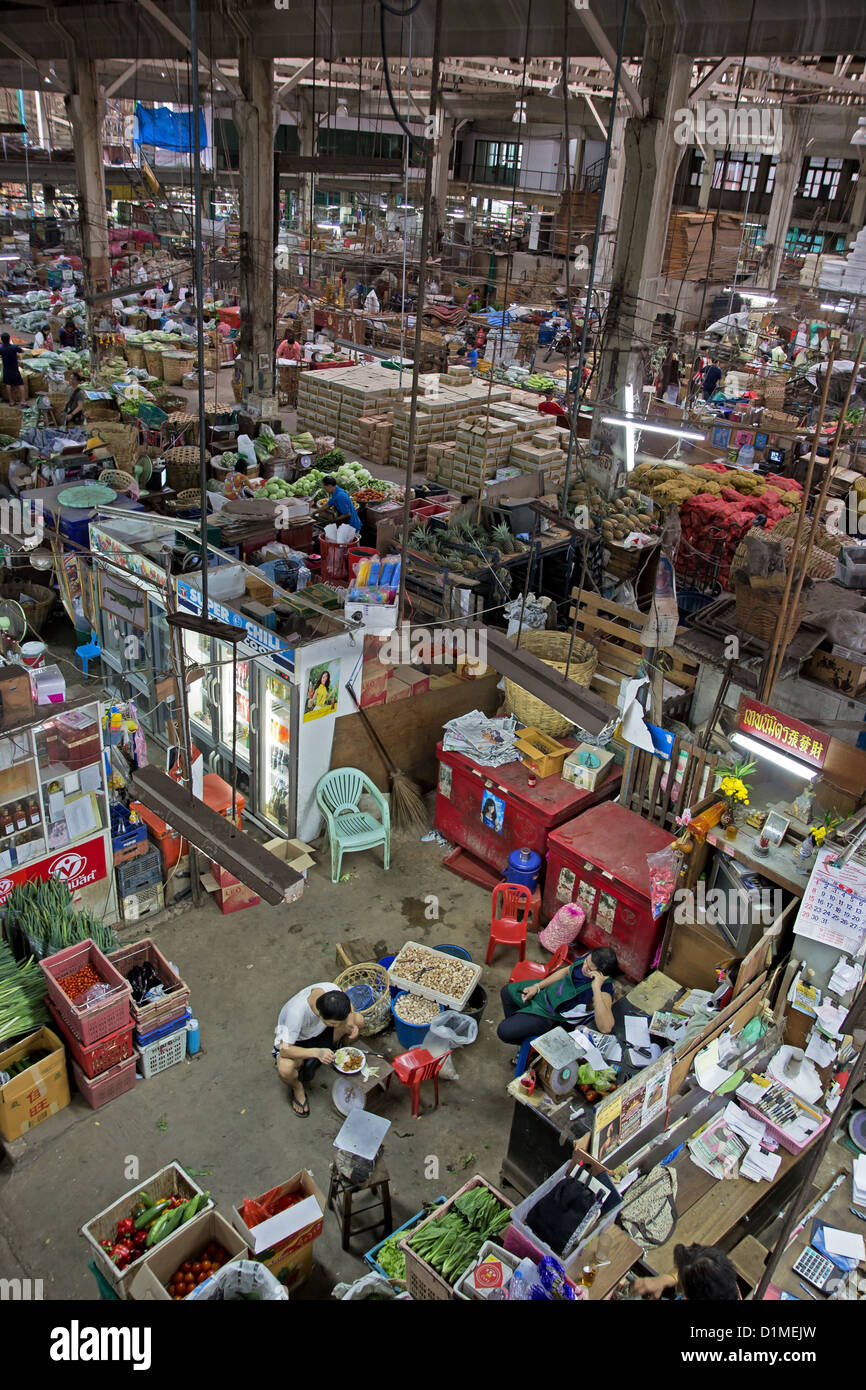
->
[506, 847, 542, 890]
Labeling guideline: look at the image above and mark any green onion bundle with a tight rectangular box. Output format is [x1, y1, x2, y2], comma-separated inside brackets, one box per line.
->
[0, 939, 49, 1047]
[4, 879, 117, 960]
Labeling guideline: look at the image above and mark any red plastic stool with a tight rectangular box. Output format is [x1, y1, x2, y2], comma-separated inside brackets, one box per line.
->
[391, 1047, 452, 1118]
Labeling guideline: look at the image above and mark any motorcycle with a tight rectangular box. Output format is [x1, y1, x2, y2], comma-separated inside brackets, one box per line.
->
[544, 328, 573, 361]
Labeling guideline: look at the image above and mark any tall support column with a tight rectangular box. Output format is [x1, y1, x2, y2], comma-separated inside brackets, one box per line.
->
[849, 159, 866, 237]
[297, 96, 315, 237]
[594, 110, 628, 284]
[764, 108, 808, 291]
[431, 116, 455, 247]
[594, 40, 691, 416]
[234, 46, 275, 401]
[697, 147, 716, 210]
[65, 58, 109, 359]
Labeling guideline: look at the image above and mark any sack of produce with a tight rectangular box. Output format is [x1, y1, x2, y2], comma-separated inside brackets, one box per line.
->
[187, 1259, 288, 1301]
[331, 1272, 406, 1300]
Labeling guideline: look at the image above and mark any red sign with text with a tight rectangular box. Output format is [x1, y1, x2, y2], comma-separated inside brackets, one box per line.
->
[0, 834, 108, 907]
[737, 698, 827, 769]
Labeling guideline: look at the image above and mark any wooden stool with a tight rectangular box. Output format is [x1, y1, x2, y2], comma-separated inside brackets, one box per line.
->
[327, 1158, 392, 1252]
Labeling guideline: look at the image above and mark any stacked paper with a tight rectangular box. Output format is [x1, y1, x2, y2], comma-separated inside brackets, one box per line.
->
[687, 1115, 745, 1180]
[741, 1146, 782, 1183]
[853, 1155, 866, 1208]
[441, 710, 522, 767]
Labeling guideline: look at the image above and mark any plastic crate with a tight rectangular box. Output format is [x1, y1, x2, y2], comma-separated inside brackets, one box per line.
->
[453, 1240, 521, 1300]
[109, 940, 190, 1034]
[111, 820, 148, 855]
[46, 998, 133, 1079]
[40, 939, 132, 1047]
[116, 846, 162, 897]
[135, 1006, 192, 1049]
[364, 1198, 446, 1277]
[71, 1053, 136, 1110]
[388, 940, 482, 1011]
[121, 882, 165, 924]
[135, 1025, 187, 1079]
[399, 1175, 513, 1301]
[81, 1162, 213, 1299]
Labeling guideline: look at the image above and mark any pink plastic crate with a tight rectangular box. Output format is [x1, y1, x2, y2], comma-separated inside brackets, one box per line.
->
[40, 939, 132, 1047]
[737, 1093, 830, 1155]
[71, 1053, 137, 1109]
[47, 998, 133, 1078]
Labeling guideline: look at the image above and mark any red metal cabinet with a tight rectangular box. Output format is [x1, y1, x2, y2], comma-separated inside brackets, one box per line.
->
[543, 802, 672, 982]
[434, 741, 622, 882]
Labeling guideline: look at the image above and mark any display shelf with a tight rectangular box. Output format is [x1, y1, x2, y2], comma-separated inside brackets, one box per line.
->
[38, 757, 103, 784]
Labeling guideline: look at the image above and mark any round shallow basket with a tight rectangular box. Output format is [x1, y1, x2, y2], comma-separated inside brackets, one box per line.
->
[144, 347, 164, 378]
[334, 962, 391, 1037]
[98, 468, 137, 497]
[504, 630, 598, 737]
[165, 489, 203, 514]
[0, 582, 54, 634]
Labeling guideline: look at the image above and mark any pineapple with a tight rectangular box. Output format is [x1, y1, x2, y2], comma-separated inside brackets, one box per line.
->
[491, 521, 516, 554]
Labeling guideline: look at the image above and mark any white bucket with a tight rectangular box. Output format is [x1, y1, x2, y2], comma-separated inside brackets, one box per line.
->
[20, 640, 46, 668]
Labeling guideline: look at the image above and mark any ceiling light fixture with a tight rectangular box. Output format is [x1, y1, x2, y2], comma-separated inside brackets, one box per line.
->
[601, 414, 706, 444]
[731, 732, 819, 781]
[336, 100, 349, 118]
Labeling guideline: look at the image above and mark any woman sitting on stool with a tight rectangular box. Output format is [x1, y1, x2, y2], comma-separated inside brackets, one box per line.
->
[498, 945, 617, 1047]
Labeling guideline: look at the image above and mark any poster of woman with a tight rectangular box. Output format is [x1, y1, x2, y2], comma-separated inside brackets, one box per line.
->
[303, 660, 340, 721]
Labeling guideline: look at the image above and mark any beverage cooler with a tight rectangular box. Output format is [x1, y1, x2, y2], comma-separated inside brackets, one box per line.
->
[434, 741, 622, 886]
[542, 802, 673, 982]
[98, 594, 172, 742]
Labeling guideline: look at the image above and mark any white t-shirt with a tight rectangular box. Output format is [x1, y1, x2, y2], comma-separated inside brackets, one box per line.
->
[275, 981, 339, 1049]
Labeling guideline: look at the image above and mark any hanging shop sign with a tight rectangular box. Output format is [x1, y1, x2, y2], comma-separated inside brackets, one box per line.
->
[0, 835, 108, 907]
[89, 524, 171, 591]
[737, 698, 828, 770]
[176, 579, 295, 673]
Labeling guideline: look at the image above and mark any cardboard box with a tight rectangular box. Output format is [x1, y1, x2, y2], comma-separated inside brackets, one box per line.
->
[129, 1210, 249, 1301]
[0, 1027, 70, 1142]
[805, 646, 866, 696]
[231, 1170, 325, 1288]
[0, 664, 34, 729]
[204, 863, 261, 914]
[563, 742, 617, 791]
[262, 837, 315, 880]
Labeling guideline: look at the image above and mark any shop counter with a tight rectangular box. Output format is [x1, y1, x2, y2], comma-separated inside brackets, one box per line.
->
[706, 820, 806, 899]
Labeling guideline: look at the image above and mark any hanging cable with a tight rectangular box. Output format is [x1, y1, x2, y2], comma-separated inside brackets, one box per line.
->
[379, 1, 421, 141]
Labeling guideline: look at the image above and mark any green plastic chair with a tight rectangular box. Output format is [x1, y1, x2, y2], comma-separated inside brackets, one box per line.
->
[316, 767, 390, 883]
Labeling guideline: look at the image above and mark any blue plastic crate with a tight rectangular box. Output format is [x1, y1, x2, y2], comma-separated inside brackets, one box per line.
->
[116, 846, 162, 897]
[111, 821, 148, 854]
[134, 1006, 192, 1049]
[364, 1198, 446, 1277]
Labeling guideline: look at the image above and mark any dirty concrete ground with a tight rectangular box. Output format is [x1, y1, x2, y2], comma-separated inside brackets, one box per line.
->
[0, 828, 528, 1301]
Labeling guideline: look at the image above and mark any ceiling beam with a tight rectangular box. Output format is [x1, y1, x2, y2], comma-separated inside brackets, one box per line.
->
[136, 0, 241, 98]
[275, 58, 315, 100]
[0, 28, 40, 73]
[105, 59, 140, 98]
[571, 6, 645, 118]
[744, 56, 866, 98]
[689, 59, 731, 103]
[583, 91, 607, 139]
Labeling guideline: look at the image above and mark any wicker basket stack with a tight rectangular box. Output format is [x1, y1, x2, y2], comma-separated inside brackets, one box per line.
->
[163, 445, 210, 490]
[144, 347, 164, 378]
[503, 631, 597, 737]
[0, 582, 55, 634]
[125, 343, 146, 369]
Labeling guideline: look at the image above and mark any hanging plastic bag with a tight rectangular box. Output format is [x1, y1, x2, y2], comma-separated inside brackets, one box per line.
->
[647, 845, 678, 920]
[236, 433, 257, 466]
[539, 901, 585, 952]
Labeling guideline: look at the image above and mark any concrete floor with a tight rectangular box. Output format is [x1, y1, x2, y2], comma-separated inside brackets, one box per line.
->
[0, 827, 523, 1301]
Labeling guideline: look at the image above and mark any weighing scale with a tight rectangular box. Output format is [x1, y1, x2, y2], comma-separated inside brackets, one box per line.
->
[528, 1027, 581, 1100]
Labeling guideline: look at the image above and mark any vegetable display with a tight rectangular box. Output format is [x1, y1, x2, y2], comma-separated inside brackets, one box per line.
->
[4, 878, 117, 959]
[99, 1189, 210, 1270]
[166, 1240, 231, 1299]
[407, 1187, 511, 1286]
[0, 940, 49, 1044]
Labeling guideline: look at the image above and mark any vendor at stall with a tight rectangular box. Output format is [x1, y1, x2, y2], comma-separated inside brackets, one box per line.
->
[276, 330, 301, 363]
[273, 985, 364, 1118]
[632, 1244, 740, 1301]
[59, 317, 78, 348]
[537, 388, 571, 427]
[498, 946, 617, 1046]
[62, 371, 87, 428]
[322, 475, 361, 530]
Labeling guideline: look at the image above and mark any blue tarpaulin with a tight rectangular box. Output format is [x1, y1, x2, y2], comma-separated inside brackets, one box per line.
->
[134, 104, 206, 153]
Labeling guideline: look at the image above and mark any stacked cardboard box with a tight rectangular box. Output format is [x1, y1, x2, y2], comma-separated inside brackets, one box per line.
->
[446, 418, 520, 490]
[390, 378, 511, 473]
[297, 365, 405, 455]
[426, 440, 458, 483]
[359, 413, 394, 466]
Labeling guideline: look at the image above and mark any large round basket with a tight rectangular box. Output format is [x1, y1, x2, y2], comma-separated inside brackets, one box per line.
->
[734, 575, 806, 647]
[161, 353, 186, 385]
[503, 630, 598, 737]
[48, 390, 68, 416]
[334, 962, 391, 1037]
[125, 344, 146, 369]
[166, 411, 198, 444]
[144, 347, 164, 378]
[164, 445, 209, 491]
[0, 582, 55, 634]
[27, 371, 48, 395]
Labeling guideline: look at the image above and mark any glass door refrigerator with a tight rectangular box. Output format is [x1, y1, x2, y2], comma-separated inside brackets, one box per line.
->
[217, 639, 253, 803]
[183, 626, 219, 756]
[257, 669, 298, 837]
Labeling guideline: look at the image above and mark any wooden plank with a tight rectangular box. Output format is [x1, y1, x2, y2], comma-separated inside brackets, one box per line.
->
[658, 735, 681, 828]
[575, 591, 649, 627]
[574, 610, 646, 645]
[595, 640, 642, 675]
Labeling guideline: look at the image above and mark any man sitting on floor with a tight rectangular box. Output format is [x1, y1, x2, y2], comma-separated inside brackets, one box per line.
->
[273, 983, 364, 1118]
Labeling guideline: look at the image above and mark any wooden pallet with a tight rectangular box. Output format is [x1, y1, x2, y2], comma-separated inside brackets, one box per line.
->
[568, 590, 699, 721]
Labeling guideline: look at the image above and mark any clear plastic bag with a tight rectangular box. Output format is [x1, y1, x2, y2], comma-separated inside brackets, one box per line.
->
[331, 1272, 407, 1300]
[186, 1259, 288, 1301]
[80, 982, 112, 1006]
[425, 1010, 478, 1058]
[647, 845, 678, 920]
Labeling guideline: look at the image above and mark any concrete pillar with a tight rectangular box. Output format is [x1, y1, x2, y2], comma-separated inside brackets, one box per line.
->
[431, 116, 456, 247]
[697, 148, 716, 211]
[594, 40, 692, 421]
[764, 108, 809, 291]
[64, 59, 109, 357]
[849, 161, 866, 237]
[594, 110, 628, 284]
[297, 97, 315, 237]
[234, 46, 275, 402]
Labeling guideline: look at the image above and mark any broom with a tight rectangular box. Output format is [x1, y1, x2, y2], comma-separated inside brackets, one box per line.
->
[346, 682, 428, 830]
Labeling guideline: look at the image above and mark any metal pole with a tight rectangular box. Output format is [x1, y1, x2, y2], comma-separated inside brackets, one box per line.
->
[164, 554, 203, 907]
[396, 0, 443, 622]
[190, 0, 208, 621]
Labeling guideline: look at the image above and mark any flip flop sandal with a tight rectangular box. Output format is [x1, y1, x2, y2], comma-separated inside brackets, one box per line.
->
[291, 1092, 310, 1118]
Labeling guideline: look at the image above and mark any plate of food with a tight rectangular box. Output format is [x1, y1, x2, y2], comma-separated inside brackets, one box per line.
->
[333, 1046, 365, 1075]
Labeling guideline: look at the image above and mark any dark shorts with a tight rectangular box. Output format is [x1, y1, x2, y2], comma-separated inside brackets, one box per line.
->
[272, 1026, 336, 1063]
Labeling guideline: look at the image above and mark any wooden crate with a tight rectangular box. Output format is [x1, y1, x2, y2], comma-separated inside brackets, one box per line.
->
[569, 590, 699, 721]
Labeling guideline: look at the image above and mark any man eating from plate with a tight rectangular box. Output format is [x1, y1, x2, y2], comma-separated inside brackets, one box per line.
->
[273, 984, 363, 1118]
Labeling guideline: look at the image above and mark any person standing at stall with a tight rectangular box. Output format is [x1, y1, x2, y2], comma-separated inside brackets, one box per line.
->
[276, 329, 301, 363]
[322, 475, 361, 531]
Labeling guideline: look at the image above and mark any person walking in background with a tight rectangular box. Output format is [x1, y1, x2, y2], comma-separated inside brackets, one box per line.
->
[0, 333, 25, 403]
[702, 358, 722, 401]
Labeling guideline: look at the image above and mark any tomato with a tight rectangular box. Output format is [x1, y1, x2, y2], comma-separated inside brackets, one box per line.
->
[191, 1262, 201, 1275]
[196, 1271, 207, 1284]
[210, 1262, 221, 1273]
[180, 1261, 192, 1274]
[214, 1247, 228, 1263]
[206, 1242, 217, 1256]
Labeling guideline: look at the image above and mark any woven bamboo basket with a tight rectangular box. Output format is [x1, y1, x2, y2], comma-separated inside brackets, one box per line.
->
[48, 390, 68, 415]
[125, 344, 146, 369]
[0, 405, 22, 435]
[164, 445, 209, 490]
[166, 411, 198, 443]
[503, 631, 598, 737]
[91, 423, 138, 468]
[161, 353, 186, 385]
[203, 348, 219, 371]
[165, 489, 203, 514]
[334, 962, 391, 1037]
[98, 468, 137, 496]
[0, 582, 55, 634]
[27, 371, 47, 395]
[144, 347, 164, 378]
[734, 575, 806, 646]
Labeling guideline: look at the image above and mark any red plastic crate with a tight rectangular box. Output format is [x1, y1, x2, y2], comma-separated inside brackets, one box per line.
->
[40, 940, 132, 1047]
[71, 1053, 137, 1109]
[47, 999, 134, 1079]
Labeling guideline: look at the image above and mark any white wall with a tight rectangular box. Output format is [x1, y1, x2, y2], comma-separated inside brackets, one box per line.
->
[293, 626, 366, 841]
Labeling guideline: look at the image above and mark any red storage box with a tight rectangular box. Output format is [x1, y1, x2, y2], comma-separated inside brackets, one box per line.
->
[40, 940, 132, 1047]
[71, 1053, 137, 1109]
[47, 999, 134, 1078]
[434, 741, 622, 884]
[543, 802, 673, 982]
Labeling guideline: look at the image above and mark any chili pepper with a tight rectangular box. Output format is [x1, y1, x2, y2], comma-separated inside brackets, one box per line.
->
[57, 964, 104, 1002]
[116, 1217, 135, 1238]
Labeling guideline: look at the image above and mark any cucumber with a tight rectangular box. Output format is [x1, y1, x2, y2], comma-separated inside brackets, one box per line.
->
[134, 1197, 171, 1230]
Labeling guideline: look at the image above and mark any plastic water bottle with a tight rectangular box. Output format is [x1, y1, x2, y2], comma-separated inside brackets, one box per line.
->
[186, 1018, 200, 1055]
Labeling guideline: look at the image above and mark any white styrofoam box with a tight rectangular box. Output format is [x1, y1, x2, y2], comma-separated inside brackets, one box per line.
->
[184, 564, 246, 600]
